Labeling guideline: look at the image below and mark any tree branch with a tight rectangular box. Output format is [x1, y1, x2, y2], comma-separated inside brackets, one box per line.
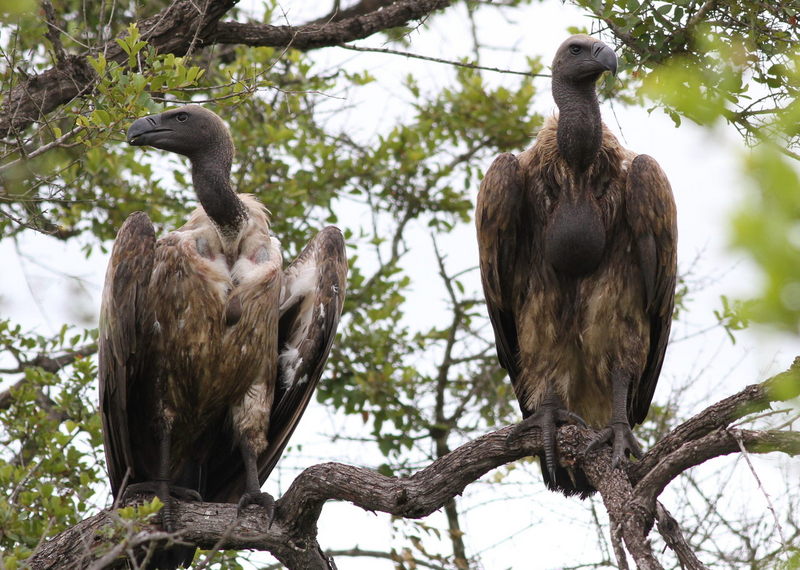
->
[212, 0, 452, 49]
[24, 360, 800, 569]
[631, 356, 800, 482]
[635, 428, 800, 510]
[0, 0, 452, 139]
[655, 501, 709, 570]
[0, 342, 98, 410]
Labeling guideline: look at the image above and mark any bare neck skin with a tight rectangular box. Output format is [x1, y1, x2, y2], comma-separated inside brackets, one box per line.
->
[189, 145, 247, 239]
[552, 75, 603, 176]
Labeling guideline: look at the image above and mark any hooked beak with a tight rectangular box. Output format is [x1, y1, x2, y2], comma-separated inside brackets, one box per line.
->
[592, 42, 618, 76]
[126, 114, 171, 146]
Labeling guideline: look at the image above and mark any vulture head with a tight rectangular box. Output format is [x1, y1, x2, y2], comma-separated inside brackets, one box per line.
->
[552, 35, 617, 86]
[127, 104, 234, 173]
[551, 35, 617, 173]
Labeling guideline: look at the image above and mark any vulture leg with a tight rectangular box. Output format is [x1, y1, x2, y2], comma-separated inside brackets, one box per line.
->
[586, 368, 643, 467]
[120, 423, 200, 530]
[237, 441, 276, 523]
[508, 388, 587, 482]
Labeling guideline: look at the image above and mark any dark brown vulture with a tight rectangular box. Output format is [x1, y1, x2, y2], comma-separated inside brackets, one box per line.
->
[99, 105, 347, 567]
[476, 35, 677, 496]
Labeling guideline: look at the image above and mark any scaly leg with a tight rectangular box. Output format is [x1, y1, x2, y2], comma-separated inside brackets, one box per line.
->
[237, 440, 275, 524]
[508, 388, 587, 484]
[586, 368, 642, 467]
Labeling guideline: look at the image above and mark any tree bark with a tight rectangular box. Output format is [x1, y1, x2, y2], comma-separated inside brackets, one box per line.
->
[25, 360, 800, 569]
[0, 0, 452, 139]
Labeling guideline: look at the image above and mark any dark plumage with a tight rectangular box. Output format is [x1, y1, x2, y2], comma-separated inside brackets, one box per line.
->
[476, 35, 677, 496]
[99, 105, 347, 568]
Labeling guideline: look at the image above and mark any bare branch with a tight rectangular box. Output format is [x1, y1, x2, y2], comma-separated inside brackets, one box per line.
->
[338, 43, 547, 78]
[632, 357, 800, 482]
[325, 547, 450, 570]
[23, 361, 800, 569]
[1, 0, 453, 139]
[309, 0, 396, 25]
[212, 0, 452, 50]
[635, 429, 800, 509]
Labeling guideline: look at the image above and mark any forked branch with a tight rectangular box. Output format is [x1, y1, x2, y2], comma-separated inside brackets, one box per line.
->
[25, 360, 800, 569]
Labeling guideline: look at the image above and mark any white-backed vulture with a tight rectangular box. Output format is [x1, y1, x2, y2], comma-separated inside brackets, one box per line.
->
[99, 105, 347, 567]
[476, 35, 677, 496]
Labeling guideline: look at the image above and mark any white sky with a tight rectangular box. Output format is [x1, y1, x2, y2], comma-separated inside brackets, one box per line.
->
[1, 1, 798, 568]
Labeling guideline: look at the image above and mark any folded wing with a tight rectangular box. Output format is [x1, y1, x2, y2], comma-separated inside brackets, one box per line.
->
[98, 211, 157, 499]
[263, 226, 347, 481]
[624, 154, 678, 424]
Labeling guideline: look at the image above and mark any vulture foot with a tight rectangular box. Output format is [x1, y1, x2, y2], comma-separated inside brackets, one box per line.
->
[121, 481, 202, 503]
[237, 490, 275, 525]
[121, 481, 202, 533]
[508, 400, 586, 483]
[585, 421, 642, 468]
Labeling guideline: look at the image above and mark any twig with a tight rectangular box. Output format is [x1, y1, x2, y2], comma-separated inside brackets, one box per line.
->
[338, 43, 548, 78]
[0, 126, 84, 175]
[610, 520, 631, 570]
[732, 431, 788, 551]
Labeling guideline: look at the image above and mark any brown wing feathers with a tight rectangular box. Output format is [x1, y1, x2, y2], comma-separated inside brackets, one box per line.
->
[99, 211, 156, 498]
[625, 155, 678, 424]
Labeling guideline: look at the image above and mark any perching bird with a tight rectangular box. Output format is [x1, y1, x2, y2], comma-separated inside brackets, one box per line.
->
[476, 35, 677, 496]
[99, 105, 347, 567]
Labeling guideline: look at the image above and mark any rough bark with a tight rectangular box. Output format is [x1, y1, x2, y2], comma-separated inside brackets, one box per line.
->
[0, 0, 452, 139]
[24, 360, 800, 569]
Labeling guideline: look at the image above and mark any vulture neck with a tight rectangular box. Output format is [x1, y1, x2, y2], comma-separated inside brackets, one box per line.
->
[552, 77, 603, 176]
[190, 157, 247, 240]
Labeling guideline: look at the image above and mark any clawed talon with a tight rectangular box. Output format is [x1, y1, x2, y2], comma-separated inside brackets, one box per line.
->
[238, 491, 276, 526]
[508, 407, 586, 442]
[508, 404, 588, 483]
[122, 481, 203, 503]
[120, 481, 203, 533]
[585, 421, 642, 468]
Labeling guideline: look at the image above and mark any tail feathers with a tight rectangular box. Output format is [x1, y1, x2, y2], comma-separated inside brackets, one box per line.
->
[538, 453, 595, 499]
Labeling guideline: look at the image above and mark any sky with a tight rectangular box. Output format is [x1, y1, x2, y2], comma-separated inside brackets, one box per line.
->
[1, 1, 798, 568]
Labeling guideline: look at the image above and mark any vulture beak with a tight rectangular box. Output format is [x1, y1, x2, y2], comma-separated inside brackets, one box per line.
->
[592, 42, 618, 76]
[127, 113, 170, 146]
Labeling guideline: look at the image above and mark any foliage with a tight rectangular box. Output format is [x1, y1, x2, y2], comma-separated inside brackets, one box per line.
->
[0, 321, 102, 565]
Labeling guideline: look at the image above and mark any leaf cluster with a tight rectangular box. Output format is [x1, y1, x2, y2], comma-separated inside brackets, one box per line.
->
[0, 321, 102, 565]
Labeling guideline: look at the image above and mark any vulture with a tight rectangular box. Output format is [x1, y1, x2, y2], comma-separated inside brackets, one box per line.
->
[476, 35, 677, 496]
[99, 104, 347, 567]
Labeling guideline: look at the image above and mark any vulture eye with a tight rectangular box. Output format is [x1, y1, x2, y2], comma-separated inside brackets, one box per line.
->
[569, 45, 582, 55]
[176, 112, 189, 122]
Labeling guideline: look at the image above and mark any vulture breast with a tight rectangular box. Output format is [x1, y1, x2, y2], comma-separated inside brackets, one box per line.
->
[544, 197, 606, 276]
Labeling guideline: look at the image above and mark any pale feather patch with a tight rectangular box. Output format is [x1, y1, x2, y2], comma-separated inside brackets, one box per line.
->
[279, 290, 318, 388]
[279, 347, 304, 388]
[280, 260, 317, 314]
[231, 381, 270, 452]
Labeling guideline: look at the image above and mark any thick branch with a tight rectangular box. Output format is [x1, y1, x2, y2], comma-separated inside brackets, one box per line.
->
[213, 0, 451, 49]
[25, 362, 800, 569]
[310, 0, 397, 25]
[632, 357, 800, 482]
[636, 428, 800, 509]
[0, 0, 451, 138]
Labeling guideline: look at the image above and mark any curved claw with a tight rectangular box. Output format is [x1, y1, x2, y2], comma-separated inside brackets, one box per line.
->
[585, 422, 642, 468]
[508, 405, 588, 483]
[508, 406, 587, 442]
[238, 491, 276, 526]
